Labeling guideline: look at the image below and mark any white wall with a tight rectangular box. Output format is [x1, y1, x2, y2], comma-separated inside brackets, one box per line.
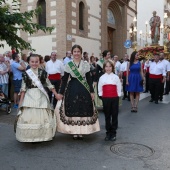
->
[88, 16, 101, 39]
[137, 0, 164, 48]
[28, 35, 56, 56]
[86, 0, 101, 18]
[0, 42, 11, 54]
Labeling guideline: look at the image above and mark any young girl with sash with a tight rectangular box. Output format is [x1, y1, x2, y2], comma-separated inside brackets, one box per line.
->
[98, 60, 121, 141]
[56, 45, 100, 139]
[94, 50, 111, 108]
[15, 54, 58, 142]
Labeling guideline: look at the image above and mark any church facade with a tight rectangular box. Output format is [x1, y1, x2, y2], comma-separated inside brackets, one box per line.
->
[20, 0, 137, 58]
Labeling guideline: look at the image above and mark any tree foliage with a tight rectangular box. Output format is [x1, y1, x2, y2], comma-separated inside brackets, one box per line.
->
[0, 0, 54, 51]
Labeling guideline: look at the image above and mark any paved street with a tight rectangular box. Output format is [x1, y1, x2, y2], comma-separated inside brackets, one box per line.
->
[0, 94, 170, 170]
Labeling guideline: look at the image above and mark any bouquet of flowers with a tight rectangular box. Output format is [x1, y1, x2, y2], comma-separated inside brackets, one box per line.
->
[138, 46, 164, 59]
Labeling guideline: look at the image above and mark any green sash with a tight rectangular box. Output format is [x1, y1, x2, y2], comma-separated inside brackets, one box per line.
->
[96, 59, 104, 68]
[68, 61, 90, 93]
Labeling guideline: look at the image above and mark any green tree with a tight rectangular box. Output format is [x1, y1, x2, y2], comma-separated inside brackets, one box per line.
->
[0, 0, 54, 51]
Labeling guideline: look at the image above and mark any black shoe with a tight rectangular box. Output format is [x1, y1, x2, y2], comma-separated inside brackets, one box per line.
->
[128, 98, 130, 101]
[143, 91, 148, 93]
[159, 98, 162, 101]
[163, 92, 169, 95]
[149, 99, 154, 102]
[122, 97, 126, 100]
[155, 101, 158, 104]
[134, 107, 138, 113]
[105, 134, 110, 141]
[131, 107, 134, 112]
[78, 135, 83, 140]
[110, 135, 116, 141]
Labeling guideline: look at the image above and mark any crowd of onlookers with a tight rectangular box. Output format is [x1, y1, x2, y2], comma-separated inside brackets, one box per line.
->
[1, 48, 170, 111]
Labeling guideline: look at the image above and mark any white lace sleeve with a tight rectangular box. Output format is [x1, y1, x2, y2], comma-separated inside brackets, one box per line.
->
[46, 78, 54, 90]
[64, 64, 71, 73]
[83, 61, 90, 73]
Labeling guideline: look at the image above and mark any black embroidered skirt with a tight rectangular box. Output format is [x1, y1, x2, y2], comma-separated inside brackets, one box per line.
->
[64, 78, 93, 117]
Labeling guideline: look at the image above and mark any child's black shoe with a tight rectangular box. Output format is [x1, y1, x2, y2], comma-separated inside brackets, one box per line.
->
[110, 135, 116, 141]
[105, 134, 110, 141]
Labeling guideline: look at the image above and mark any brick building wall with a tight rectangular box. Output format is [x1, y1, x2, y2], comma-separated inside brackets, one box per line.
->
[0, 0, 137, 59]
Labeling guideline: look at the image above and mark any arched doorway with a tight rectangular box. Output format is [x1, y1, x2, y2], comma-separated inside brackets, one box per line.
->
[107, 27, 114, 55]
[107, 8, 116, 55]
[101, 0, 127, 58]
[107, 1, 124, 57]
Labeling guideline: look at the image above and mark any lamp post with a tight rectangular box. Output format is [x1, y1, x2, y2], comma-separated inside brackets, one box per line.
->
[160, 12, 170, 53]
[139, 21, 151, 47]
[160, 13, 169, 45]
[160, 13, 168, 34]
[129, 16, 137, 50]
[133, 16, 137, 42]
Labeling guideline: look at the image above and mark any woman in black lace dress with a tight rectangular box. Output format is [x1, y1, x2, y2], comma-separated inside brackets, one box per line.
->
[56, 45, 100, 139]
[94, 50, 111, 107]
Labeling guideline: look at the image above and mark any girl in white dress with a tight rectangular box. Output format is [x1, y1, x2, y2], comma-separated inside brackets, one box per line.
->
[15, 54, 58, 142]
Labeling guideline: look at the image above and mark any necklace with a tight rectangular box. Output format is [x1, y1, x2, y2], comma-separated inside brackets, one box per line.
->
[73, 60, 81, 68]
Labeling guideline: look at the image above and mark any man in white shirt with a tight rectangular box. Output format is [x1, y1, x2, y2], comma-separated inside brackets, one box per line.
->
[145, 53, 166, 104]
[120, 54, 130, 101]
[0, 54, 10, 97]
[4, 51, 14, 100]
[113, 55, 121, 76]
[159, 53, 169, 97]
[46, 52, 64, 107]
[63, 51, 72, 65]
[143, 59, 151, 93]
[5, 51, 13, 65]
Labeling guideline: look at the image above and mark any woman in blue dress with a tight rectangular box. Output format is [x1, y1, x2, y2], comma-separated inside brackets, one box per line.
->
[126, 51, 144, 112]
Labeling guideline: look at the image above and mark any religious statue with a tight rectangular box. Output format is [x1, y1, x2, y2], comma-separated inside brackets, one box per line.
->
[149, 11, 161, 45]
